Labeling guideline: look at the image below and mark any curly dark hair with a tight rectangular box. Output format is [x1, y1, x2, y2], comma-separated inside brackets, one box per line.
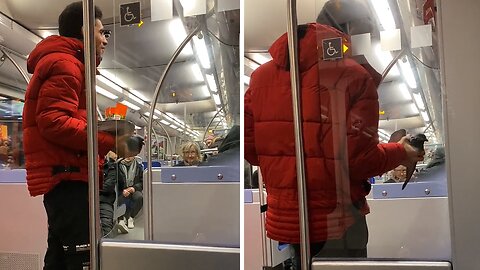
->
[58, 1, 103, 40]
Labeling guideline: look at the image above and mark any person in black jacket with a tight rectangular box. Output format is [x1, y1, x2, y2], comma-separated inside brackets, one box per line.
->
[117, 155, 144, 230]
[100, 151, 118, 236]
[100, 136, 144, 235]
[200, 125, 240, 175]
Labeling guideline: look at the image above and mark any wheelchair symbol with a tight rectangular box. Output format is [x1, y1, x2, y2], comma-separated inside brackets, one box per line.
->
[326, 42, 339, 56]
[124, 7, 136, 23]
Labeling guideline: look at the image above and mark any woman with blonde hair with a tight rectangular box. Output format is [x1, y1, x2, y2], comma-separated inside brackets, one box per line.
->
[176, 141, 202, 166]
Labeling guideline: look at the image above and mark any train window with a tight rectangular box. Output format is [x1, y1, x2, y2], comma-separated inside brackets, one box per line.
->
[95, 0, 240, 244]
[0, 97, 24, 169]
[0, 51, 28, 171]
[245, 0, 447, 267]
[1, 1, 239, 268]
[0, 52, 29, 97]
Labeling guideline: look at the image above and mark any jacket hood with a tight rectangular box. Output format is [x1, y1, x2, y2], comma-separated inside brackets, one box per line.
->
[27, 36, 84, 74]
[27, 35, 102, 73]
[269, 23, 348, 72]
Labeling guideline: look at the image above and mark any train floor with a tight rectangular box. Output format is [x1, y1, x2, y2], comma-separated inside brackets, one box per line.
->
[109, 209, 145, 241]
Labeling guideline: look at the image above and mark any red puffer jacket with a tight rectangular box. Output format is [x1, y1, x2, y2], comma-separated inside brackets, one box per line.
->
[244, 23, 406, 243]
[23, 36, 114, 196]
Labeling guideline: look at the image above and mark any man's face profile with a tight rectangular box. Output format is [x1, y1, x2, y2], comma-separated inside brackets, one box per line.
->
[94, 19, 108, 56]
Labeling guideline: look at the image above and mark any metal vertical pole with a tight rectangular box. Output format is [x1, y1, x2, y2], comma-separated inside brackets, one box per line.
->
[286, 0, 310, 269]
[83, 0, 100, 269]
[257, 169, 269, 267]
[145, 25, 201, 240]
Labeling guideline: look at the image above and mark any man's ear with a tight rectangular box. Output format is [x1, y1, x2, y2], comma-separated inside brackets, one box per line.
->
[81, 19, 100, 37]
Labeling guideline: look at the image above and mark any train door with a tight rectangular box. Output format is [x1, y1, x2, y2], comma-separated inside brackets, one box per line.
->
[86, 0, 240, 269]
[244, 0, 478, 269]
[0, 21, 40, 269]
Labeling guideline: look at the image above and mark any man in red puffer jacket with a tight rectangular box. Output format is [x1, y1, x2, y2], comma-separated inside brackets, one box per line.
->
[22, 2, 131, 269]
[244, 0, 424, 268]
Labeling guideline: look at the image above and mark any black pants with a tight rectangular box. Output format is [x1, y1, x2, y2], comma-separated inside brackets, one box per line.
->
[118, 190, 143, 219]
[43, 181, 90, 270]
[291, 207, 368, 269]
[99, 199, 114, 237]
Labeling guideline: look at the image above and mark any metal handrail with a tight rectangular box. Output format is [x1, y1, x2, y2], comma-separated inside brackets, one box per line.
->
[0, 49, 30, 84]
[257, 168, 269, 267]
[381, 48, 406, 84]
[286, 0, 310, 269]
[202, 104, 225, 142]
[145, 25, 201, 240]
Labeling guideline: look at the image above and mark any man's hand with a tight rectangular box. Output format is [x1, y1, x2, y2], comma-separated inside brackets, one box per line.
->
[399, 135, 425, 165]
[106, 150, 117, 161]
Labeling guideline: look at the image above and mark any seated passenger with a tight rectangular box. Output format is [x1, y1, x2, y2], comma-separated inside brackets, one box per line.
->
[413, 146, 446, 182]
[200, 125, 240, 167]
[204, 135, 216, 149]
[100, 135, 144, 235]
[117, 153, 144, 231]
[0, 138, 10, 168]
[199, 125, 240, 181]
[244, 164, 259, 189]
[426, 147, 445, 169]
[249, 170, 259, 189]
[100, 151, 118, 236]
[384, 165, 407, 183]
[175, 141, 202, 166]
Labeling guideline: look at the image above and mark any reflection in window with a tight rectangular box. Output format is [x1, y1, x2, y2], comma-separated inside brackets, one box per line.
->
[0, 97, 24, 169]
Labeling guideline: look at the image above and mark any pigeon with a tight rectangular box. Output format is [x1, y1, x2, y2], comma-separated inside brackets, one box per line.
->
[388, 129, 428, 189]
